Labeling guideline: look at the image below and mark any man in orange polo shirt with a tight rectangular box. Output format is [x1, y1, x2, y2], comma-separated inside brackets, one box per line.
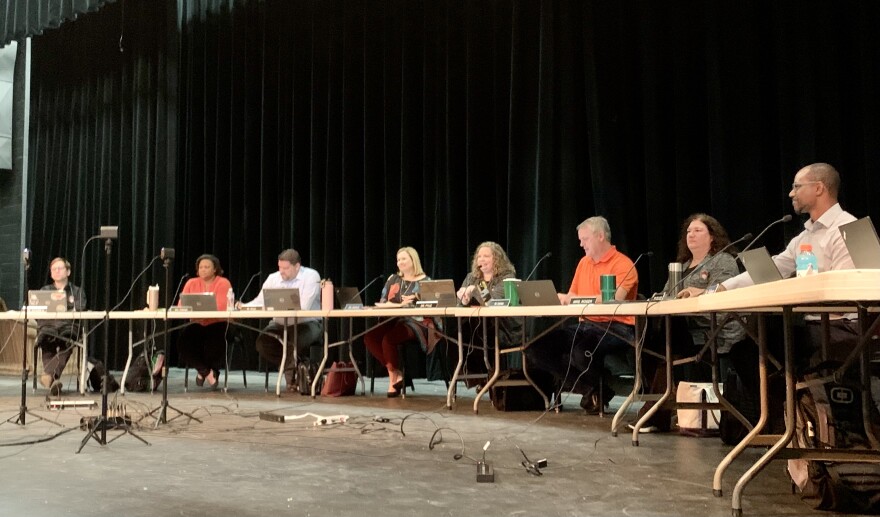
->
[524, 216, 638, 414]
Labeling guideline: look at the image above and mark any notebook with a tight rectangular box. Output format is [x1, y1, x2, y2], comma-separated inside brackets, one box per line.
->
[263, 288, 301, 310]
[417, 279, 458, 307]
[738, 247, 784, 285]
[839, 217, 880, 269]
[179, 293, 218, 311]
[27, 290, 68, 312]
[335, 286, 363, 308]
[515, 280, 561, 306]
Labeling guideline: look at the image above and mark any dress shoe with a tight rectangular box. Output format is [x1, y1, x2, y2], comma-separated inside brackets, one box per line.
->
[195, 374, 205, 387]
[205, 370, 218, 389]
[579, 391, 602, 415]
[49, 380, 63, 397]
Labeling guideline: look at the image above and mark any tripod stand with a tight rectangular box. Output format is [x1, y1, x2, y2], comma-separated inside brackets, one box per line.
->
[5, 249, 59, 427]
[78, 233, 149, 452]
[150, 250, 201, 426]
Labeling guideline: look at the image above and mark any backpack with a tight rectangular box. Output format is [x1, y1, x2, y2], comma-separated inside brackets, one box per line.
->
[297, 360, 322, 396]
[86, 357, 120, 393]
[788, 361, 880, 513]
[124, 354, 151, 392]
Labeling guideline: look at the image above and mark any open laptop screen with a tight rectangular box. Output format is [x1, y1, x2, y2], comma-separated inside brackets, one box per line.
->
[739, 247, 784, 285]
[839, 217, 880, 269]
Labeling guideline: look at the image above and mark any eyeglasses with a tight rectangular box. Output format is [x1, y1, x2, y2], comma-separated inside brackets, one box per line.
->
[791, 181, 819, 191]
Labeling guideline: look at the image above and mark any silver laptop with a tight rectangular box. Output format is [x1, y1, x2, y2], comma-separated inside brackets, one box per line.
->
[515, 280, 561, 306]
[840, 217, 880, 269]
[179, 293, 218, 311]
[417, 279, 458, 307]
[263, 288, 301, 310]
[739, 247, 784, 284]
[28, 290, 68, 312]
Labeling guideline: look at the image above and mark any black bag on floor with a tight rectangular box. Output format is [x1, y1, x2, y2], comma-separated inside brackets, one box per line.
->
[124, 355, 151, 392]
[87, 357, 120, 393]
[297, 360, 322, 395]
[489, 370, 547, 412]
[719, 367, 758, 445]
[788, 361, 880, 513]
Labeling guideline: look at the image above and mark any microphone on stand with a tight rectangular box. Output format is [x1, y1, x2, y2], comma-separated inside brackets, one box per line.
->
[350, 274, 384, 304]
[168, 273, 190, 310]
[523, 252, 552, 281]
[238, 271, 262, 300]
[619, 250, 654, 287]
[662, 232, 752, 298]
[739, 214, 793, 255]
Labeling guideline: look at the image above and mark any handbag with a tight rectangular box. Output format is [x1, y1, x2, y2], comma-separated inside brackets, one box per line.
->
[319, 361, 357, 397]
[676, 381, 722, 437]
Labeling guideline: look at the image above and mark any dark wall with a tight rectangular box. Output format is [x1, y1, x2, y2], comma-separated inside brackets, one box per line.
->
[8, 0, 880, 367]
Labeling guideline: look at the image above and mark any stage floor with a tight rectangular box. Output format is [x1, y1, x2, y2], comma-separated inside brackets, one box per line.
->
[0, 369, 816, 517]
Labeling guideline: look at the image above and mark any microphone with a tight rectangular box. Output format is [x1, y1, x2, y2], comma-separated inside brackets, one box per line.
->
[739, 214, 793, 255]
[607, 251, 653, 301]
[663, 232, 752, 298]
[168, 273, 190, 310]
[351, 274, 384, 304]
[523, 252, 552, 281]
[238, 271, 262, 299]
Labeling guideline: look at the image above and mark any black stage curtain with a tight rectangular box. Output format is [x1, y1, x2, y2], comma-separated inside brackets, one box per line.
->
[0, 0, 117, 47]
[24, 0, 880, 367]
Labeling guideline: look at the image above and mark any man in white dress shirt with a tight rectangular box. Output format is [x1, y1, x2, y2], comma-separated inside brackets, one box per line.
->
[241, 248, 323, 390]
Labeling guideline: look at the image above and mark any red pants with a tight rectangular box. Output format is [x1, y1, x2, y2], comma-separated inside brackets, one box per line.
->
[363, 320, 417, 372]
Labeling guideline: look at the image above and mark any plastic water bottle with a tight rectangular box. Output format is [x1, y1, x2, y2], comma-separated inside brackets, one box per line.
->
[795, 243, 819, 277]
[226, 288, 235, 311]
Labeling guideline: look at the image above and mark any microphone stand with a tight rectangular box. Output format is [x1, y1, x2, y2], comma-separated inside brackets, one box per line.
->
[523, 253, 552, 281]
[78, 234, 149, 452]
[150, 254, 201, 427]
[5, 252, 56, 426]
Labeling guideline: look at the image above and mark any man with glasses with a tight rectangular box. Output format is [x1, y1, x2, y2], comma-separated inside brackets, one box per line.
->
[36, 257, 87, 396]
[679, 162, 855, 296]
[678, 163, 859, 433]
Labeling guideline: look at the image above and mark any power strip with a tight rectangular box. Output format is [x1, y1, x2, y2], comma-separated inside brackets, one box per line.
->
[259, 412, 348, 426]
[47, 399, 98, 411]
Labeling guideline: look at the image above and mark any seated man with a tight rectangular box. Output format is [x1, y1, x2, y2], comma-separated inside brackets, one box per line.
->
[524, 216, 638, 414]
[240, 249, 323, 391]
[35, 257, 87, 396]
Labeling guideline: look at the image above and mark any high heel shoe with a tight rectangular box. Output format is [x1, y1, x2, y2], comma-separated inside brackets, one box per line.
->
[392, 379, 404, 392]
[386, 387, 401, 398]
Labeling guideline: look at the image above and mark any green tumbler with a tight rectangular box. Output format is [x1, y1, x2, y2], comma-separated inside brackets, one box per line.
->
[600, 274, 617, 302]
[503, 278, 521, 306]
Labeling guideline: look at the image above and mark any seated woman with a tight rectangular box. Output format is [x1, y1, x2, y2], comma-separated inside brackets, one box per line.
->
[640, 213, 745, 430]
[35, 257, 87, 396]
[456, 241, 523, 376]
[666, 213, 745, 358]
[363, 247, 438, 397]
[178, 254, 233, 388]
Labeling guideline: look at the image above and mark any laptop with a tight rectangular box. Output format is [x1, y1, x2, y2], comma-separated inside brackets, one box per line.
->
[515, 280, 561, 306]
[738, 247, 784, 284]
[263, 288, 301, 310]
[28, 290, 68, 312]
[335, 286, 363, 308]
[417, 279, 458, 307]
[840, 217, 880, 269]
[179, 293, 218, 311]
